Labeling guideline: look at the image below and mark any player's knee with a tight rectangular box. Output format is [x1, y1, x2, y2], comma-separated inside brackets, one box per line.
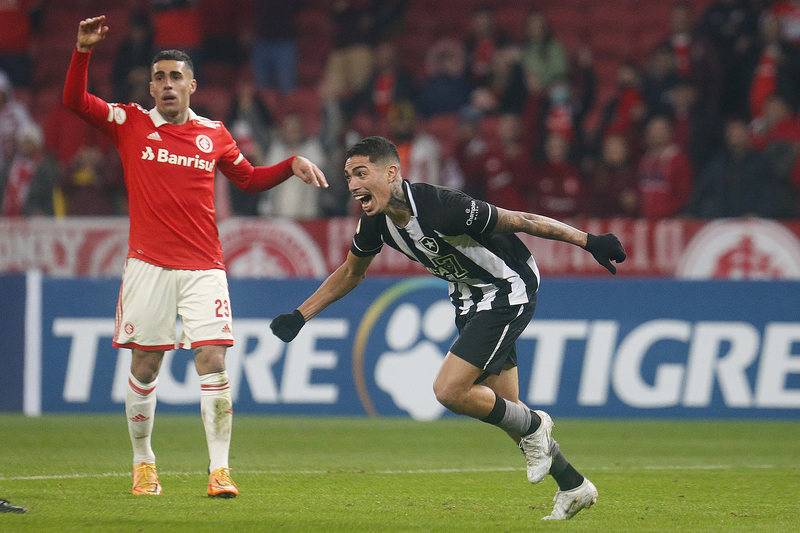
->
[130, 350, 163, 382]
[433, 380, 466, 412]
[193, 345, 227, 375]
[131, 367, 158, 384]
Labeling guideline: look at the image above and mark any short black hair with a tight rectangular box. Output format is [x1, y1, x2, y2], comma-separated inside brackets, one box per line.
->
[151, 49, 194, 75]
[345, 136, 400, 167]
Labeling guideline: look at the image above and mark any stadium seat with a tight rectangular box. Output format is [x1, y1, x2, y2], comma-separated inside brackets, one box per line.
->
[495, 6, 529, 41]
[281, 87, 323, 135]
[191, 85, 232, 120]
[589, 30, 636, 61]
[424, 112, 459, 141]
[296, 8, 334, 36]
[544, 6, 589, 37]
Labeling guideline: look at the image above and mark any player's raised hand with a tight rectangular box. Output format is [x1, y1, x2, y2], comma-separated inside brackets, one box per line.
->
[292, 156, 329, 188]
[76, 16, 108, 52]
[584, 233, 627, 275]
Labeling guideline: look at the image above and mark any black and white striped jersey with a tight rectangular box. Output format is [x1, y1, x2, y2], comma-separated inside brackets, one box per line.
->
[350, 180, 540, 314]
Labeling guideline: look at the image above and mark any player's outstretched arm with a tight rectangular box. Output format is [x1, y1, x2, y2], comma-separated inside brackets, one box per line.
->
[493, 207, 627, 274]
[238, 155, 329, 194]
[76, 15, 108, 52]
[270, 252, 373, 342]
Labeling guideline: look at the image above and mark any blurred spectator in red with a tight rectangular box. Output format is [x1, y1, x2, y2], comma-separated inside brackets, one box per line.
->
[529, 132, 585, 219]
[112, 10, 154, 103]
[150, 0, 204, 77]
[464, 6, 510, 89]
[642, 44, 679, 117]
[519, 10, 569, 97]
[658, 2, 721, 108]
[520, 53, 595, 164]
[58, 146, 125, 216]
[441, 106, 489, 199]
[416, 39, 471, 118]
[245, 0, 301, 94]
[745, 12, 800, 121]
[387, 101, 441, 185]
[586, 134, 639, 218]
[261, 112, 325, 219]
[1, 123, 57, 216]
[699, 0, 759, 117]
[480, 113, 530, 211]
[344, 40, 416, 120]
[637, 115, 693, 218]
[0, 69, 33, 176]
[0, 0, 41, 87]
[666, 79, 721, 175]
[596, 61, 646, 155]
[768, 0, 800, 46]
[752, 94, 800, 148]
[689, 117, 794, 218]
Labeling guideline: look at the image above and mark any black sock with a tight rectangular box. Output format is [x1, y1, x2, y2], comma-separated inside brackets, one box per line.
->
[549, 441, 584, 491]
[523, 410, 541, 436]
[480, 392, 506, 425]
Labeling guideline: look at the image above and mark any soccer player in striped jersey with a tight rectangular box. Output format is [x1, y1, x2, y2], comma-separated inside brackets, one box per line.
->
[271, 136, 625, 520]
[65, 16, 328, 497]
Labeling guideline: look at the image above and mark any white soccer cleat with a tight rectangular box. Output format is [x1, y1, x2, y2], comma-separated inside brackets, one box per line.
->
[518, 410, 554, 483]
[542, 478, 598, 520]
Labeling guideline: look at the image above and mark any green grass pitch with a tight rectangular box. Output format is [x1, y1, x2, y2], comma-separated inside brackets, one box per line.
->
[0, 414, 797, 532]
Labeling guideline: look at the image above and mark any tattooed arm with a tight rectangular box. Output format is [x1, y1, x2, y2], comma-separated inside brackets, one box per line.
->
[492, 207, 627, 274]
[492, 207, 588, 247]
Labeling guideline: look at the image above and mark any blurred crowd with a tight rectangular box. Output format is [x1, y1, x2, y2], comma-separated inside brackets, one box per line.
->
[2, 0, 800, 220]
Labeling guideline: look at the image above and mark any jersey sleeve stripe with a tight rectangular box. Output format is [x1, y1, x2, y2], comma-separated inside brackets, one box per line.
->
[351, 238, 382, 255]
[232, 153, 244, 165]
[481, 205, 496, 233]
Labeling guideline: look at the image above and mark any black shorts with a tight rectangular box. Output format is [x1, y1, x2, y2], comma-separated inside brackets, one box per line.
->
[449, 296, 537, 377]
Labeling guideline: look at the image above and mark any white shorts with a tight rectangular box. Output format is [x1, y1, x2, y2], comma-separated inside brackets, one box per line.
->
[113, 258, 234, 351]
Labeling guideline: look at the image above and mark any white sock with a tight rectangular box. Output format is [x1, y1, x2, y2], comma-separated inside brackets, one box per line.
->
[200, 371, 233, 472]
[126, 373, 157, 465]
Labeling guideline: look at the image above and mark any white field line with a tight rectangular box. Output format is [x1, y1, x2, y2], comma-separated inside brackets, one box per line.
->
[0, 464, 781, 482]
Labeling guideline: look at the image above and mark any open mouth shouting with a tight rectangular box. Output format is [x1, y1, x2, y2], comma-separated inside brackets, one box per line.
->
[354, 192, 374, 212]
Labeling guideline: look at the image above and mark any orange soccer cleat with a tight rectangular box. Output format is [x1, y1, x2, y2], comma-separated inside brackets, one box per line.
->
[132, 462, 162, 495]
[207, 467, 238, 498]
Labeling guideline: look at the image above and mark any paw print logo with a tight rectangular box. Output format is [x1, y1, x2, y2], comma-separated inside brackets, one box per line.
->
[374, 300, 456, 421]
[352, 278, 455, 420]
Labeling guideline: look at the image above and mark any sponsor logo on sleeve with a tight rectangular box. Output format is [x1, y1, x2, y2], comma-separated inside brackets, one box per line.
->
[106, 104, 127, 125]
[465, 200, 478, 226]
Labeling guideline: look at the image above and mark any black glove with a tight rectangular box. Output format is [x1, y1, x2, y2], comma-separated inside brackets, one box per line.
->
[270, 309, 306, 342]
[584, 233, 627, 274]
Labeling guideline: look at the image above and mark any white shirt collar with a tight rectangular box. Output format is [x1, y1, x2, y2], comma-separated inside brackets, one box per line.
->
[148, 107, 199, 127]
[402, 179, 418, 217]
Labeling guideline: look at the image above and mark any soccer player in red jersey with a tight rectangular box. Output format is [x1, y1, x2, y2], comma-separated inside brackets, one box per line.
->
[63, 16, 329, 497]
